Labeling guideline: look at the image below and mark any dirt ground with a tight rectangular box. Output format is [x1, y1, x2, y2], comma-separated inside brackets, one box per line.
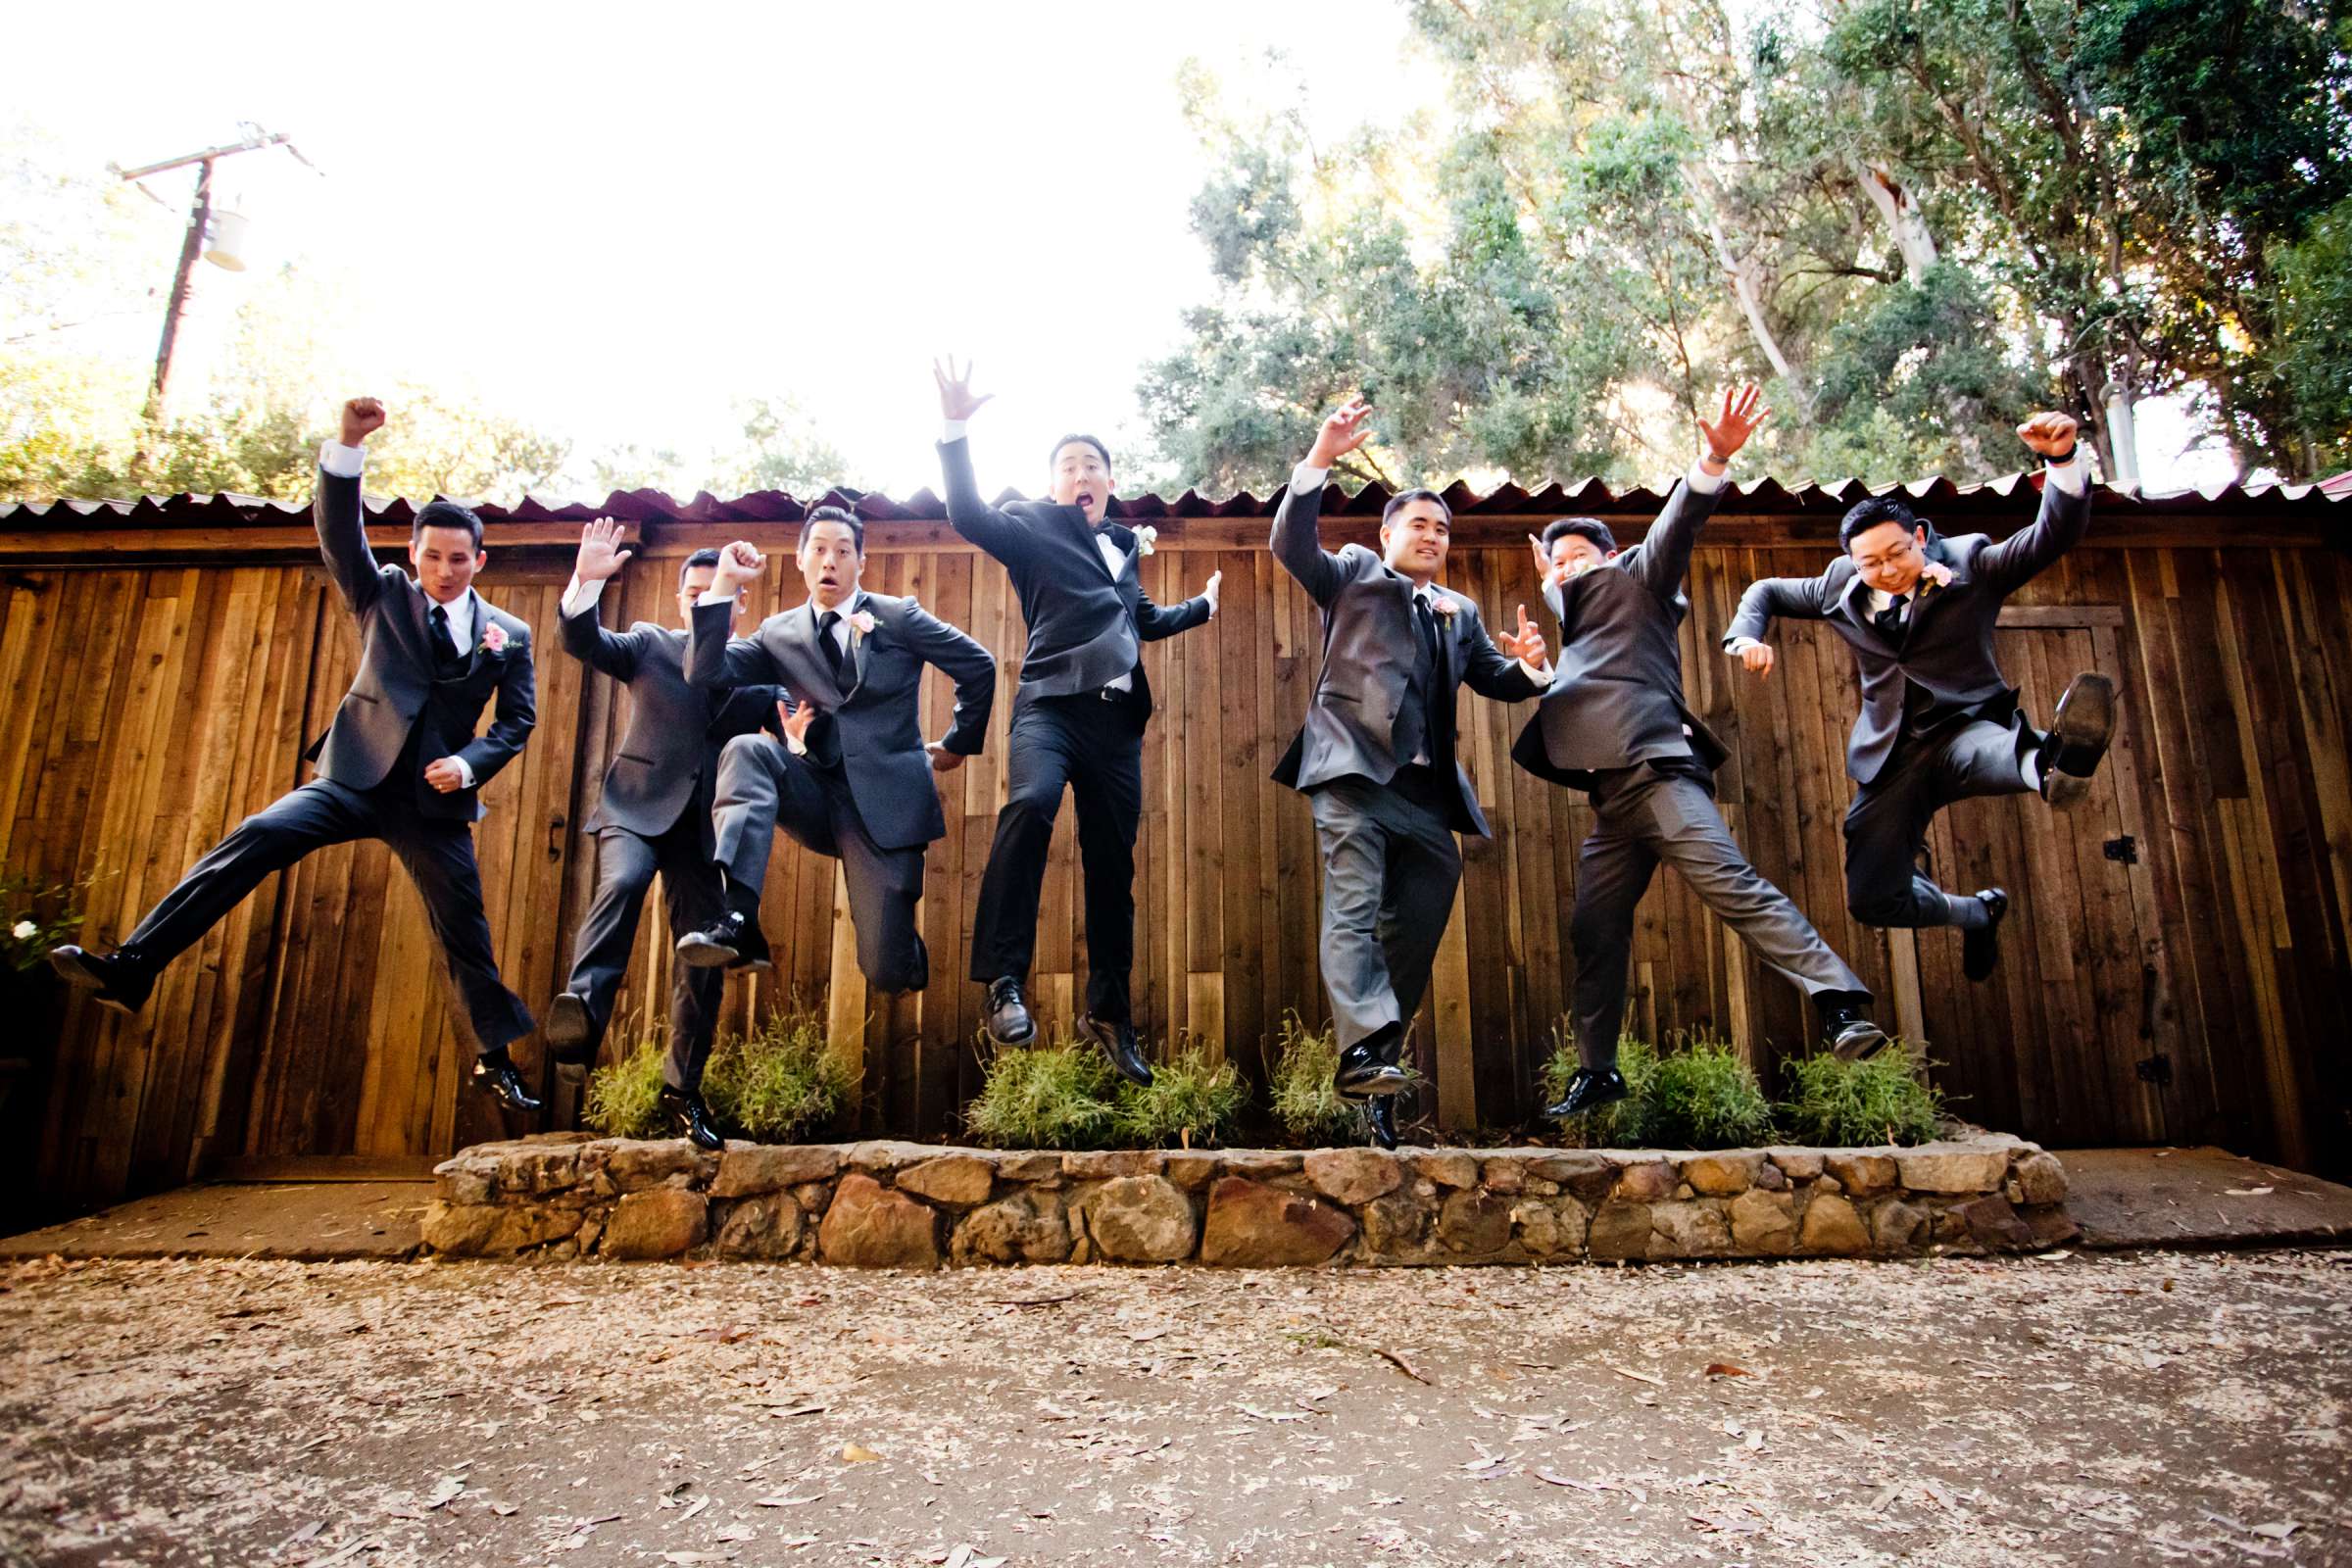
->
[0, 1249, 2346, 1567]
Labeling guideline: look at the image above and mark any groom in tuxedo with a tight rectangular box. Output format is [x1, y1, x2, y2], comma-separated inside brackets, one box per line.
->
[49, 397, 544, 1112]
[674, 507, 996, 1008]
[542, 522, 785, 1150]
[933, 359, 1220, 1082]
[1271, 399, 1552, 1148]
[1723, 411, 2111, 983]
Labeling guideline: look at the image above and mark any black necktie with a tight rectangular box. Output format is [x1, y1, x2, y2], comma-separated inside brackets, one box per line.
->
[1414, 595, 1453, 767]
[1874, 593, 1909, 641]
[816, 610, 848, 686]
[428, 604, 463, 671]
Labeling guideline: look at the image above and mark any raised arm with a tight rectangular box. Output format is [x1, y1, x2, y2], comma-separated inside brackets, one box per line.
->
[898, 601, 998, 761]
[313, 396, 389, 616]
[1269, 400, 1376, 608]
[557, 518, 650, 680]
[1624, 384, 1765, 601]
[934, 357, 1026, 562]
[1972, 413, 2092, 594]
[457, 622, 537, 788]
[1464, 601, 1550, 702]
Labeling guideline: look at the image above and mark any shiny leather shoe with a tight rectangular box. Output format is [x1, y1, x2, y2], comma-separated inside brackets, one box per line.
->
[1334, 1023, 1409, 1100]
[1544, 1066, 1628, 1121]
[1822, 1002, 1889, 1061]
[1363, 1094, 1399, 1151]
[2037, 672, 2115, 809]
[48, 946, 155, 1015]
[984, 976, 1036, 1047]
[675, 910, 771, 971]
[659, 1086, 726, 1152]
[1078, 1013, 1154, 1087]
[472, 1049, 543, 1114]
[544, 992, 596, 1065]
[1962, 888, 2009, 983]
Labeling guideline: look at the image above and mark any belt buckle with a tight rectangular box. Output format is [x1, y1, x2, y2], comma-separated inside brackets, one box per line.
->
[1100, 685, 1120, 702]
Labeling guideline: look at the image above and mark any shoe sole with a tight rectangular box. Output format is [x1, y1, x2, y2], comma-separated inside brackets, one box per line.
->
[1544, 1088, 1627, 1121]
[545, 995, 592, 1051]
[675, 936, 739, 970]
[2042, 769, 2093, 810]
[2044, 673, 2116, 779]
[1334, 1067, 1409, 1101]
[1832, 1023, 1890, 1062]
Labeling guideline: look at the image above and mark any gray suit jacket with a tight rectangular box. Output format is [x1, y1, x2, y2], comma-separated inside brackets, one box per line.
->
[688, 590, 995, 851]
[560, 601, 782, 849]
[938, 438, 1209, 714]
[1723, 478, 2091, 783]
[1513, 478, 1727, 790]
[305, 467, 535, 822]
[1268, 479, 1543, 836]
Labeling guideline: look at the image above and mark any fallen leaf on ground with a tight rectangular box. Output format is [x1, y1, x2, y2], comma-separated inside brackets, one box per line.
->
[1703, 1363, 1750, 1378]
[1606, 1364, 1667, 1388]
[840, 1444, 884, 1463]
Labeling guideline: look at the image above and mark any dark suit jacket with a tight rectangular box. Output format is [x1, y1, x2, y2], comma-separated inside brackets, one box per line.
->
[305, 467, 535, 822]
[938, 438, 1209, 714]
[560, 599, 783, 850]
[1512, 478, 1727, 790]
[1267, 479, 1543, 836]
[688, 590, 995, 851]
[1722, 478, 2091, 784]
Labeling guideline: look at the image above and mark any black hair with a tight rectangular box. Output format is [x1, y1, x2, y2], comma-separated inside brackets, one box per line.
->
[801, 504, 865, 555]
[680, 547, 724, 589]
[412, 499, 483, 551]
[1838, 495, 1921, 551]
[1380, 487, 1450, 528]
[1049, 433, 1112, 472]
[1541, 516, 1617, 555]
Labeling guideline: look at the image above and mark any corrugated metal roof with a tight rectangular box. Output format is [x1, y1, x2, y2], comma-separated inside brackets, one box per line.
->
[0, 471, 2340, 531]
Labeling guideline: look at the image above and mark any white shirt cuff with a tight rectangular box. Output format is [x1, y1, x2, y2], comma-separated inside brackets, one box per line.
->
[942, 419, 968, 444]
[2044, 447, 2089, 496]
[784, 728, 808, 758]
[695, 589, 735, 608]
[318, 440, 367, 478]
[1725, 635, 1762, 655]
[1519, 658, 1553, 685]
[1688, 460, 1728, 495]
[1290, 461, 1329, 495]
[453, 756, 475, 789]
[559, 574, 610, 619]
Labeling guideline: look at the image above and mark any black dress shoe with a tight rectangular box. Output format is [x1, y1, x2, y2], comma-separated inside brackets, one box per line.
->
[2036, 672, 2116, 808]
[1334, 1021, 1409, 1100]
[472, 1050, 543, 1114]
[1544, 1066, 1628, 1121]
[659, 1086, 726, 1152]
[1962, 888, 2009, 983]
[1363, 1094, 1399, 1150]
[1821, 1000, 1889, 1061]
[1078, 1013, 1154, 1087]
[676, 910, 771, 971]
[544, 993, 596, 1065]
[48, 946, 154, 1015]
[984, 976, 1036, 1047]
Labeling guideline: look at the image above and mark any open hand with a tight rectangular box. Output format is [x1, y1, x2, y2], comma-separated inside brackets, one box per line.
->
[1202, 569, 1223, 617]
[574, 517, 633, 582]
[422, 757, 466, 794]
[340, 396, 386, 447]
[778, 696, 821, 749]
[1739, 643, 1777, 679]
[1697, 383, 1770, 466]
[1494, 603, 1546, 665]
[933, 356, 995, 422]
[1528, 532, 1566, 590]
[927, 740, 966, 773]
[2017, 412, 2078, 458]
[1307, 398, 1376, 469]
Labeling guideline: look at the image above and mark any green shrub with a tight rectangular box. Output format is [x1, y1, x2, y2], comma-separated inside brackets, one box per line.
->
[584, 1019, 670, 1139]
[964, 1034, 1121, 1150]
[1112, 1042, 1249, 1148]
[1778, 1041, 1945, 1147]
[1644, 1032, 1776, 1148]
[1539, 1027, 1660, 1147]
[703, 1005, 857, 1143]
[1266, 1010, 1425, 1146]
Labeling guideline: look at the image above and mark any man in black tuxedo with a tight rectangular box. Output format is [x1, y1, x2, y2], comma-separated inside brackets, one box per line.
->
[543, 523, 785, 1149]
[675, 507, 995, 1007]
[1723, 411, 2112, 983]
[49, 397, 544, 1111]
[932, 359, 1220, 1082]
[1511, 387, 1884, 1122]
[1270, 399, 1553, 1148]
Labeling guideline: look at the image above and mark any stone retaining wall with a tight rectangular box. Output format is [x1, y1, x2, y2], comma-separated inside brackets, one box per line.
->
[422, 1133, 2074, 1267]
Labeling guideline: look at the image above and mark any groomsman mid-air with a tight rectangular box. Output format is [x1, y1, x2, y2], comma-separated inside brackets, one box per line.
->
[543, 522, 785, 1150]
[1513, 385, 1886, 1123]
[1271, 399, 1553, 1149]
[933, 359, 1220, 1084]
[674, 506, 996, 1019]
[49, 397, 545, 1112]
[1723, 410, 2113, 983]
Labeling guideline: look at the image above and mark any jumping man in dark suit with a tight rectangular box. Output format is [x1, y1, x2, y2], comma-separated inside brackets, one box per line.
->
[933, 359, 1220, 1083]
[49, 397, 544, 1112]
[543, 522, 784, 1149]
[1722, 411, 2113, 984]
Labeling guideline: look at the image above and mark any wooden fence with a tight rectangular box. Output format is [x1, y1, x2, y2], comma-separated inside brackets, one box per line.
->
[2, 477, 2346, 1209]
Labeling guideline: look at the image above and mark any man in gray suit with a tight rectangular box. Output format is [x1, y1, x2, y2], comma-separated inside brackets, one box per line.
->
[543, 523, 784, 1150]
[1512, 387, 1884, 1121]
[1271, 399, 1553, 1148]
[675, 507, 996, 1004]
[48, 396, 544, 1113]
[1723, 411, 2112, 983]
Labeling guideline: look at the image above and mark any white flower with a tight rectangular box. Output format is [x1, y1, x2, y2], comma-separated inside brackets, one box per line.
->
[1134, 524, 1158, 557]
[10, 920, 34, 941]
[846, 609, 878, 637]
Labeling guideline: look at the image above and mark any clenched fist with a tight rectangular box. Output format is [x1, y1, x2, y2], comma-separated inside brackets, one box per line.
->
[340, 397, 386, 447]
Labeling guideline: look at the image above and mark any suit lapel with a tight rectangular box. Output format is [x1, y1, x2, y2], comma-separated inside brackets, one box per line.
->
[845, 595, 873, 698]
[792, 601, 852, 705]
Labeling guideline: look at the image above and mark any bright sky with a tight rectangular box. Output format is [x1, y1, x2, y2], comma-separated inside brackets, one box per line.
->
[14, 1, 2235, 499]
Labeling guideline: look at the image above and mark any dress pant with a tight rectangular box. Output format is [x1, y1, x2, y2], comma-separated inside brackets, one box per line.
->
[1844, 718, 2034, 931]
[562, 817, 727, 1091]
[967, 691, 1146, 1022]
[1569, 760, 1867, 1070]
[711, 733, 928, 995]
[117, 776, 534, 1052]
[1306, 768, 1462, 1053]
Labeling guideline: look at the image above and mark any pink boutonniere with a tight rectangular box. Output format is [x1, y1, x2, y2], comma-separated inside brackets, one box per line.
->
[846, 609, 878, 639]
[1429, 595, 1460, 620]
[480, 624, 510, 654]
[1919, 562, 1955, 592]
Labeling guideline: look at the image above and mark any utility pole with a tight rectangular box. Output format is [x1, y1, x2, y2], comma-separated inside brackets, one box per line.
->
[115, 125, 318, 420]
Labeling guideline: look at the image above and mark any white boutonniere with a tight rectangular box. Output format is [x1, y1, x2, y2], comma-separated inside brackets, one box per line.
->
[846, 609, 878, 641]
[1919, 562, 1955, 592]
[1429, 594, 1460, 620]
[481, 623, 509, 654]
[11, 919, 34, 941]
[1134, 524, 1158, 557]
